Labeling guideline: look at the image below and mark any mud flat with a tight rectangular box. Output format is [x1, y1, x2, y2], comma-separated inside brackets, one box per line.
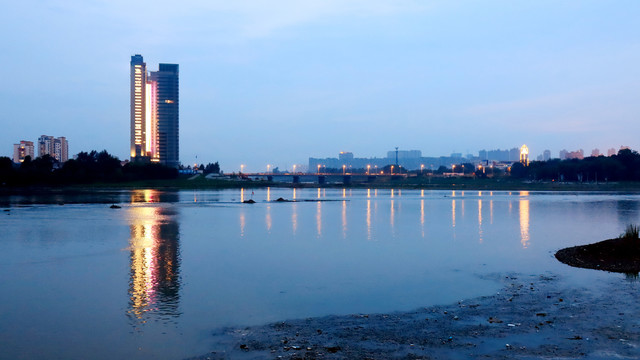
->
[189, 273, 640, 359]
[556, 237, 640, 274]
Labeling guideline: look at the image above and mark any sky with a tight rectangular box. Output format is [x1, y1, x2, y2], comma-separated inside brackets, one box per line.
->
[1, 0, 639, 172]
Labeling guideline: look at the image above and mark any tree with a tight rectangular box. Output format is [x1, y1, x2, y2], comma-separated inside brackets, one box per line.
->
[204, 162, 220, 174]
[510, 162, 527, 178]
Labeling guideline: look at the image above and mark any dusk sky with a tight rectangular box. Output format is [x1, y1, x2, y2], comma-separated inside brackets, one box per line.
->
[2, 1, 639, 172]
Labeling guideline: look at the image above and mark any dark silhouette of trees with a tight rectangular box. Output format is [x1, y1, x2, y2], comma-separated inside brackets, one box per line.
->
[204, 162, 220, 174]
[510, 162, 527, 178]
[517, 149, 640, 182]
[0, 150, 178, 187]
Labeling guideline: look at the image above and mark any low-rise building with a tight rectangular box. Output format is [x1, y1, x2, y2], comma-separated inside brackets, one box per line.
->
[13, 141, 35, 163]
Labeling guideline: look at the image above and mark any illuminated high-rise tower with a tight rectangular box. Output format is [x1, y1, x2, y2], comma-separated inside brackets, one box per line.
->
[130, 55, 147, 159]
[130, 55, 179, 167]
[150, 64, 179, 168]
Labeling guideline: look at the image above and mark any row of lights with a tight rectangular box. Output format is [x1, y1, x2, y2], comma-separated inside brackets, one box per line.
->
[236, 164, 434, 175]
[237, 164, 493, 175]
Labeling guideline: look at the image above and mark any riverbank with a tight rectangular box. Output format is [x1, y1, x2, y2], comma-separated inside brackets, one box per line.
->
[5, 176, 640, 193]
[556, 237, 640, 274]
[189, 273, 640, 359]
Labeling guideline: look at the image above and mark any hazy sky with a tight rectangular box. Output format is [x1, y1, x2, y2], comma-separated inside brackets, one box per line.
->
[2, 1, 639, 172]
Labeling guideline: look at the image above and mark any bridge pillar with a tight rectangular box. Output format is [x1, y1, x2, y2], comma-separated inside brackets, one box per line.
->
[293, 175, 300, 184]
[343, 175, 352, 185]
[267, 176, 273, 182]
[318, 175, 326, 185]
[367, 175, 376, 183]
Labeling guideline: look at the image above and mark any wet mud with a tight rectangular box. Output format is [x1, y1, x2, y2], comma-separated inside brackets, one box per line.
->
[189, 273, 640, 359]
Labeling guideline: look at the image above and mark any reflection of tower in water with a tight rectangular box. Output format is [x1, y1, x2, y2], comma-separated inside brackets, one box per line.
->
[128, 202, 181, 324]
[519, 192, 530, 248]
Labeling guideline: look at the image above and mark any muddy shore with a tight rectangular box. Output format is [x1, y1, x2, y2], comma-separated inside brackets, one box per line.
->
[555, 238, 640, 274]
[189, 273, 640, 359]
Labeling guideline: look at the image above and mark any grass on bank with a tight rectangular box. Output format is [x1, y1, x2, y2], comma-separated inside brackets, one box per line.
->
[620, 224, 640, 241]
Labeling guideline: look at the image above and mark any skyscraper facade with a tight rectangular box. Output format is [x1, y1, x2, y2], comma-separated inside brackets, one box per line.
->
[130, 55, 179, 167]
[38, 135, 69, 162]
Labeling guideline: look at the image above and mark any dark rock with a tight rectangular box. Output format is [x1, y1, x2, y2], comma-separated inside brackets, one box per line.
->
[325, 346, 341, 353]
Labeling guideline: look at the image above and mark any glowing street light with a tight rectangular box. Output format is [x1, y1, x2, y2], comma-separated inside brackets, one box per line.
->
[421, 164, 425, 175]
[317, 164, 321, 174]
[292, 164, 296, 174]
[240, 164, 245, 174]
[391, 165, 394, 175]
[267, 164, 271, 174]
[367, 164, 371, 175]
[342, 164, 346, 175]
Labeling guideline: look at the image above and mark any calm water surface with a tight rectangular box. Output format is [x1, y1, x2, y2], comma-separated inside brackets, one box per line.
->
[0, 188, 638, 359]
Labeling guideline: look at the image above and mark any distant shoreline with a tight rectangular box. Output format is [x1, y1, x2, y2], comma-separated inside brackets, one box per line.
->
[4, 176, 640, 193]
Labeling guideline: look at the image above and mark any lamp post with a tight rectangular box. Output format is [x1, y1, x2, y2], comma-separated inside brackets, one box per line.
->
[317, 164, 321, 174]
[421, 164, 424, 175]
[267, 164, 270, 174]
[342, 164, 346, 175]
[367, 164, 371, 175]
[240, 164, 244, 174]
[293, 164, 296, 174]
[391, 165, 394, 175]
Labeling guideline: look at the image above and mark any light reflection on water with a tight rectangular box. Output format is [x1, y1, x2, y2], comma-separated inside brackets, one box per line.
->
[127, 205, 181, 323]
[2, 189, 640, 359]
[127, 190, 181, 325]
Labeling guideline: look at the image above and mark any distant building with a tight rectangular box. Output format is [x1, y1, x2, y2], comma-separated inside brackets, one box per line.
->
[338, 151, 354, 162]
[13, 141, 34, 163]
[130, 55, 180, 168]
[559, 149, 568, 160]
[478, 148, 520, 162]
[520, 145, 529, 166]
[543, 149, 551, 161]
[561, 149, 584, 160]
[607, 148, 617, 157]
[38, 135, 68, 162]
[310, 149, 482, 172]
[591, 148, 601, 157]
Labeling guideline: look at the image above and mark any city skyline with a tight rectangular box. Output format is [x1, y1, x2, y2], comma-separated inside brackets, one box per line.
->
[2, 1, 639, 172]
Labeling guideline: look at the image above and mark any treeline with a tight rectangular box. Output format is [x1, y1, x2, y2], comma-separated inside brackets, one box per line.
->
[0, 150, 178, 186]
[512, 149, 640, 182]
